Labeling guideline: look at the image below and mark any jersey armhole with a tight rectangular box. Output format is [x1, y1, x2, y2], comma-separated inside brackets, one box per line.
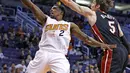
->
[43, 15, 52, 29]
[90, 12, 97, 27]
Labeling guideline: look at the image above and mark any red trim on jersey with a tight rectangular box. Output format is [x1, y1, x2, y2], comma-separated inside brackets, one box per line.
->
[91, 25, 112, 73]
[98, 10, 107, 14]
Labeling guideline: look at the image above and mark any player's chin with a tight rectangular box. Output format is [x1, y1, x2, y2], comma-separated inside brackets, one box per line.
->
[50, 15, 55, 18]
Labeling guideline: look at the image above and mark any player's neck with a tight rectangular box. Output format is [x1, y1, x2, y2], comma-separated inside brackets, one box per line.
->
[56, 15, 63, 21]
[98, 9, 106, 14]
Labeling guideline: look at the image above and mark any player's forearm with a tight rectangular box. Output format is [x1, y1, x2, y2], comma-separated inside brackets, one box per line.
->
[71, 23, 101, 47]
[21, 0, 47, 26]
[61, 0, 93, 17]
[21, 0, 32, 8]
[21, 0, 38, 15]
[21, 0, 38, 13]
[85, 36, 102, 47]
[61, 0, 82, 14]
[75, 31, 102, 47]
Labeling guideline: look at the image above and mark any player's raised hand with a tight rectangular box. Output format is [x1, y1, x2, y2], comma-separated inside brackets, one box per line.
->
[60, 0, 69, 2]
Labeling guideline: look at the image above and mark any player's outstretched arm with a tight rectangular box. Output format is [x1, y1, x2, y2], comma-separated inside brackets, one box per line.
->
[21, 0, 47, 26]
[70, 23, 116, 50]
[60, 0, 94, 17]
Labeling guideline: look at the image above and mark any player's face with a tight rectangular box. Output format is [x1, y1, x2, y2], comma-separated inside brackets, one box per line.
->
[90, 0, 97, 11]
[50, 6, 63, 19]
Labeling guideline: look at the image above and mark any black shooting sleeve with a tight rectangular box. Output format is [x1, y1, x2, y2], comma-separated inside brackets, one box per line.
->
[120, 35, 130, 54]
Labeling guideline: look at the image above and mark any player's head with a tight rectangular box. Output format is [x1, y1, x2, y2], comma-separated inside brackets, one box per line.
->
[91, 0, 114, 12]
[50, 4, 65, 20]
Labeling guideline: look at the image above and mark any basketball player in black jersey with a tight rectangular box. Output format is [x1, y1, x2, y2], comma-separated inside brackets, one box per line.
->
[61, 0, 130, 73]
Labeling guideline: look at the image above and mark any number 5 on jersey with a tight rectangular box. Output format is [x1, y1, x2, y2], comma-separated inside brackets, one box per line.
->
[108, 21, 116, 34]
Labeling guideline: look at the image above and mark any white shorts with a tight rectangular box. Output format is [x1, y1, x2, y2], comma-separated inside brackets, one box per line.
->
[26, 50, 70, 73]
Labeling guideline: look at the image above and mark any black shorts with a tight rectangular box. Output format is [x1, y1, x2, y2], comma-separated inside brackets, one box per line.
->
[98, 45, 128, 73]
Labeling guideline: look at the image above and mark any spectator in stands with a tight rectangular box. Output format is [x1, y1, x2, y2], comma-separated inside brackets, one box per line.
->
[28, 32, 34, 43]
[73, 16, 84, 30]
[0, 46, 8, 59]
[1, 63, 9, 73]
[70, 70, 73, 73]
[2, 33, 9, 48]
[2, 39, 9, 48]
[25, 54, 32, 65]
[73, 69, 79, 73]
[123, 70, 126, 73]
[15, 27, 25, 48]
[29, 42, 37, 58]
[8, 27, 15, 40]
[0, 35, 2, 46]
[94, 64, 100, 73]
[85, 66, 89, 73]
[19, 50, 25, 59]
[8, 25, 13, 34]
[0, 4, 4, 15]
[69, 48, 77, 55]
[75, 47, 82, 55]
[29, 42, 34, 49]
[83, 54, 89, 60]
[31, 35, 38, 46]
[35, 37, 40, 46]
[0, 47, 4, 59]
[90, 65, 94, 73]
[9, 63, 15, 73]
[83, 56, 90, 67]
[78, 64, 84, 73]
[8, 28, 16, 48]
[15, 64, 23, 73]
[3, 33, 8, 41]
[0, 23, 4, 33]
[72, 62, 80, 71]
[16, 37, 24, 49]
[15, 68, 20, 73]
[22, 37, 29, 49]
[17, 27, 25, 38]
[21, 60, 26, 72]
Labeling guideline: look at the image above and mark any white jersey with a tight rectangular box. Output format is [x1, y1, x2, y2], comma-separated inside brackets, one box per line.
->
[39, 16, 71, 55]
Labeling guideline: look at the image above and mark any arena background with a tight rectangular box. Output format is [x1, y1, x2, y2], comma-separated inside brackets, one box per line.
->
[0, 0, 130, 73]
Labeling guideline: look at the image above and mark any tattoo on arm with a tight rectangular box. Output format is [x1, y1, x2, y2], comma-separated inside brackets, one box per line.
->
[71, 23, 101, 47]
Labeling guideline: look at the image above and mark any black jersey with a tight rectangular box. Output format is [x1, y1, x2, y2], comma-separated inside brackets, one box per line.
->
[91, 11, 128, 73]
[92, 11, 122, 45]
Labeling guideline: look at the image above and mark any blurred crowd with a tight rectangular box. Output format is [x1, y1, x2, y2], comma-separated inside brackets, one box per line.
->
[0, 23, 41, 73]
[0, 1, 130, 73]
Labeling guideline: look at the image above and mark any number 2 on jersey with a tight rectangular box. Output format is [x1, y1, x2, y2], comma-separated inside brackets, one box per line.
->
[59, 30, 64, 36]
[108, 21, 116, 34]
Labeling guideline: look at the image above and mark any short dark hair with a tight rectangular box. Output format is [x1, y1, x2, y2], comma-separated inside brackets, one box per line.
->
[55, 4, 66, 18]
[96, 0, 114, 12]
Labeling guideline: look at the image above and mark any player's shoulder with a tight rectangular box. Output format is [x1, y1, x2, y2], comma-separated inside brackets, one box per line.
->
[46, 16, 55, 21]
[108, 14, 116, 19]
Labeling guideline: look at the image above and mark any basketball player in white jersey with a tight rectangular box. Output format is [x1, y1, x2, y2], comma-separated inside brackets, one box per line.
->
[21, 0, 116, 73]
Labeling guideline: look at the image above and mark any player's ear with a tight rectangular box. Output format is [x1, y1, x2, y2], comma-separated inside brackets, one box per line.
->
[61, 11, 64, 16]
[96, 4, 100, 9]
